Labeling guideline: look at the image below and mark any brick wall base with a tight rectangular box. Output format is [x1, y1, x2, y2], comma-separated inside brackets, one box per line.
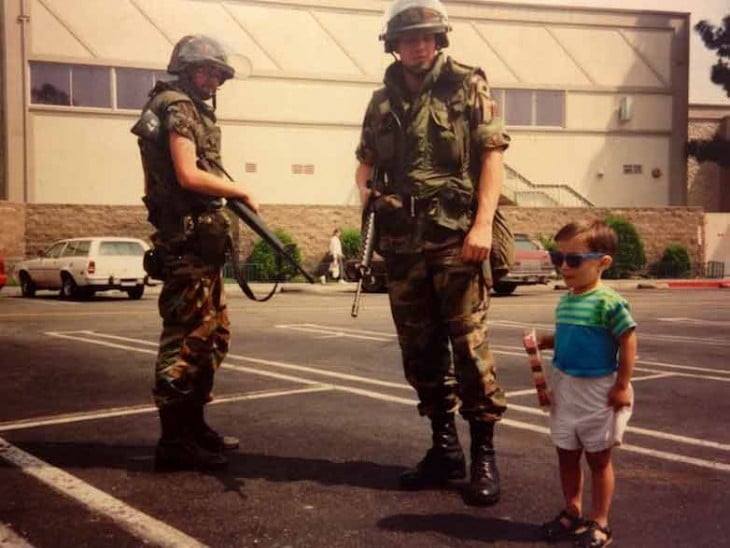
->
[1, 201, 705, 276]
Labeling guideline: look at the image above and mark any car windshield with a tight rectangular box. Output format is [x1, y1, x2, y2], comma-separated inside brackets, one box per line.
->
[43, 242, 67, 258]
[99, 241, 145, 256]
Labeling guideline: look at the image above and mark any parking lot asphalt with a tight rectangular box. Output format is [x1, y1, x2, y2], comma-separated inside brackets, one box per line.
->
[0, 282, 728, 547]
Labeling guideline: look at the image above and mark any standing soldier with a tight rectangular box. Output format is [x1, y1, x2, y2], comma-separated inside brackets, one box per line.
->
[133, 35, 259, 470]
[355, 0, 512, 505]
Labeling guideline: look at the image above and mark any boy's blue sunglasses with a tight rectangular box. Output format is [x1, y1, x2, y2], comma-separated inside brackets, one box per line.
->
[549, 251, 605, 268]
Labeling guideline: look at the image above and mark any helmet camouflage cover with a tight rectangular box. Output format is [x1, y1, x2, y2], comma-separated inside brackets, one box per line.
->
[379, 0, 452, 53]
[167, 34, 236, 81]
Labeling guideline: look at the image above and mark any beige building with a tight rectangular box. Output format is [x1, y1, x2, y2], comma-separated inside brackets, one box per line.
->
[2, 0, 691, 210]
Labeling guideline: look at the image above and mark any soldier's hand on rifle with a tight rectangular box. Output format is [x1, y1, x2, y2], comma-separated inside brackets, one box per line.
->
[236, 189, 259, 214]
[462, 221, 492, 263]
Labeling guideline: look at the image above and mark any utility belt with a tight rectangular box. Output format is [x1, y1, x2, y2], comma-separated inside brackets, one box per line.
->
[144, 204, 230, 280]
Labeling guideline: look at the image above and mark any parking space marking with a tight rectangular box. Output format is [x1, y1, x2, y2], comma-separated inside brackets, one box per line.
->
[0, 522, 35, 547]
[42, 331, 730, 472]
[0, 437, 207, 548]
[0, 387, 332, 434]
[506, 403, 730, 452]
[491, 320, 730, 347]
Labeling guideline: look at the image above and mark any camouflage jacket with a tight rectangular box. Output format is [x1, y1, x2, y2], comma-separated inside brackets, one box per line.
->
[135, 80, 225, 236]
[356, 54, 510, 249]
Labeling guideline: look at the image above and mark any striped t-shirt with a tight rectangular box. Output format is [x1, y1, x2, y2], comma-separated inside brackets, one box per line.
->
[553, 285, 636, 377]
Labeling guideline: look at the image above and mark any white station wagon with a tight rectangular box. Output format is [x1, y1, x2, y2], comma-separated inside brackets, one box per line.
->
[15, 237, 152, 300]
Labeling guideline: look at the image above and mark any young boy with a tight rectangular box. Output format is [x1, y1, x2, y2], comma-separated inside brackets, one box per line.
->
[538, 220, 637, 548]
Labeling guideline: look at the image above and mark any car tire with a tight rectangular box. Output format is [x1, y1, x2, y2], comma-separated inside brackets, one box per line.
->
[19, 272, 36, 298]
[60, 274, 79, 299]
[493, 282, 517, 295]
[126, 285, 144, 300]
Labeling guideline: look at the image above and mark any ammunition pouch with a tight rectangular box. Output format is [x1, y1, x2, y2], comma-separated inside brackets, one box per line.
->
[431, 185, 473, 232]
[373, 194, 422, 253]
[143, 247, 167, 280]
[189, 209, 231, 267]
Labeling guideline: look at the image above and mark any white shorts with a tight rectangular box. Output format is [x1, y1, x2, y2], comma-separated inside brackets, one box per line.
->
[547, 366, 633, 453]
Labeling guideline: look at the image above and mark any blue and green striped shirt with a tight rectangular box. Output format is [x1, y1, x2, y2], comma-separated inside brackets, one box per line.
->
[553, 285, 636, 377]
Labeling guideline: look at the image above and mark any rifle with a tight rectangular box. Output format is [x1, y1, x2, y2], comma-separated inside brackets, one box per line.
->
[225, 197, 315, 285]
[351, 169, 379, 318]
[197, 160, 315, 301]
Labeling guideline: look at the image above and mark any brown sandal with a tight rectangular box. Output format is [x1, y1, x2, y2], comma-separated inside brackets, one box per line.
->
[575, 520, 613, 547]
[540, 509, 585, 542]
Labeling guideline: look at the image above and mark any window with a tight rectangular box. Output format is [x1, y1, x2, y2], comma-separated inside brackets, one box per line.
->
[292, 164, 315, 175]
[72, 65, 110, 107]
[43, 242, 67, 258]
[30, 62, 110, 107]
[117, 68, 170, 110]
[30, 62, 170, 110]
[502, 89, 565, 127]
[31, 62, 71, 105]
[505, 89, 532, 126]
[535, 91, 564, 127]
[99, 241, 146, 256]
[61, 241, 91, 258]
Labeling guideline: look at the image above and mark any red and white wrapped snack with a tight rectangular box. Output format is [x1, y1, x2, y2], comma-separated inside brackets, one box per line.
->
[523, 329, 551, 410]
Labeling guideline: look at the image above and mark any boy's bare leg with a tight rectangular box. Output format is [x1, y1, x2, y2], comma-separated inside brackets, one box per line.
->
[557, 447, 584, 519]
[585, 448, 614, 532]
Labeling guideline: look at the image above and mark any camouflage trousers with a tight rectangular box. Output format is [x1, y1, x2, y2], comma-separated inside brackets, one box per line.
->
[384, 241, 507, 422]
[153, 253, 230, 408]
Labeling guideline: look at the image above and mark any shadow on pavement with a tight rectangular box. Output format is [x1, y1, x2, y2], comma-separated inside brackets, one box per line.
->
[11, 441, 409, 492]
[378, 513, 541, 543]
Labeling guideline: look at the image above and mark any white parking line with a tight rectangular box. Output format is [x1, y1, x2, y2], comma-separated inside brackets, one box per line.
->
[0, 438, 207, 547]
[0, 522, 35, 547]
[0, 386, 332, 433]
[43, 331, 730, 472]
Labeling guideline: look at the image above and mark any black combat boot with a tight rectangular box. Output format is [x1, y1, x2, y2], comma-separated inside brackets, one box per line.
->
[399, 413, 466, 490]
[463, 420, 500, 506]
[154, 404, 228, 471]
[192, 403, 239, 452]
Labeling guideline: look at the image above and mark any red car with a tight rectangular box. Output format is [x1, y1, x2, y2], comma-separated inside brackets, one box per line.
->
[493, 233, 556, 295]
[0, 256, 7, 290]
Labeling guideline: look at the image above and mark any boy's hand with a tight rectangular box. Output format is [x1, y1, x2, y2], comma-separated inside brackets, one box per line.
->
[608, 383, 632, 410]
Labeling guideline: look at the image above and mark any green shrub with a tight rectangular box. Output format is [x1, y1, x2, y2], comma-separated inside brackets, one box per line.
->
[341, 227, 361, 259]
[604, 217, 646, 279]
[246, 228, 302, 281]
[653, 244, 692, 278]
[536, 234, 557, 252]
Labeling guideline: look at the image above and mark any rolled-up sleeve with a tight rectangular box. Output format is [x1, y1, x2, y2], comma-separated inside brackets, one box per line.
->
[165, 101, 198, 142]
[468, 73, 510, 151]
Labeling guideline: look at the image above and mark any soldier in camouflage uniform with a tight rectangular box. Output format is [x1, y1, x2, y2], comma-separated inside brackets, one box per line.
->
[355, 0, 512, 505]
[133, 35, 259, 470]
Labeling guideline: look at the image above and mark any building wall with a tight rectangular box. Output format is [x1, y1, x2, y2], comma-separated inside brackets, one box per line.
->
[0, 202, 704, 278]
[2, 0, 690, 209]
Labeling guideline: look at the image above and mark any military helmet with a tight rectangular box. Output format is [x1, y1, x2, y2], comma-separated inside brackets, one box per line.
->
[167, 35, 235, 81]
[379, 0, 452, 53]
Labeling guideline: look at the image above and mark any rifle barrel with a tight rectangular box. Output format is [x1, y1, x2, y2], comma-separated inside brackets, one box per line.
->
[226, 198, 315, 284]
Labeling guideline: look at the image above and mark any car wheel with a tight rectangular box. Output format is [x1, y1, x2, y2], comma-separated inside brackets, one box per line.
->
[60, 274, 79, 299]
[19, 272, 36, 298]
[493, 282, 517, 295]
[126, 285, 144, 300]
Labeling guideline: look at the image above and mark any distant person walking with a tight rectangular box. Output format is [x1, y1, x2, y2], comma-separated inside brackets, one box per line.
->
[328, 228, 346, 283]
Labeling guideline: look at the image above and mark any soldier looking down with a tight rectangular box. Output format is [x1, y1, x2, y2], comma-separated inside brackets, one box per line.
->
[354, 0, 512, 505]
[133, 34, 258, 471]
